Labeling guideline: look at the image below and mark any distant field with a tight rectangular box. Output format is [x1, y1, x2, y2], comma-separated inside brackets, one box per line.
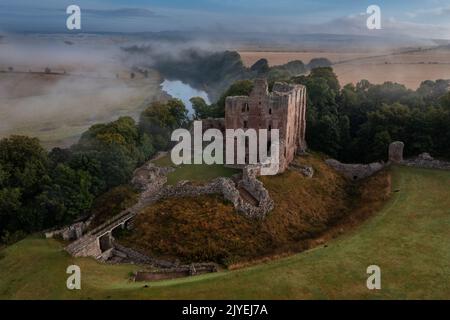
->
[239, 48, 450, 89]
[1, 165, 449, 299]
[0, 70, 164, 149]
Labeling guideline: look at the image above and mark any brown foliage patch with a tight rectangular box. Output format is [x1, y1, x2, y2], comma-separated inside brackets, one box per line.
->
[120, 154, 391, 266]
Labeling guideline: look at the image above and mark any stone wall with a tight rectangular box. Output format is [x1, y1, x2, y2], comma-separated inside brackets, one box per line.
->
[131, 162, 174, 199]
[158, 167, 274, 219]
[44, 215, 94, 241]
[238, 165, 274, 217]
[130, 160, 274, 219]
[402, 152, 450, 170]
[69, 236, 102, 258]
[63, 158, 275, 259]
[325, 159, 386, 180]
[389, 141, 450, 170]
[113, 242, 175, 268]
[134, 264, 217, 281]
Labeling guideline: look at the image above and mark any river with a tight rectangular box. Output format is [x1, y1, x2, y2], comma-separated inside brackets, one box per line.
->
[161, 79, 210, 116]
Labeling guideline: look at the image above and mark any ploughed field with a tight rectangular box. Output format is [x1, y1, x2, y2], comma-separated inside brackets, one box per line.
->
[1, 165, 449, 299]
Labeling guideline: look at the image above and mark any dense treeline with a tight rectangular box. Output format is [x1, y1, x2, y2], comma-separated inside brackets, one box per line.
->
[0, 99, 189, 243]
[192, 67, 450, 163]
[123, 46, 331, 101]
[293, 68, 450, 162]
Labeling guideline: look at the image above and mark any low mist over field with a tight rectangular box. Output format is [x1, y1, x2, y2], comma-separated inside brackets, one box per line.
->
[1, 30, 450, 148]
[0, 34, 166, 147]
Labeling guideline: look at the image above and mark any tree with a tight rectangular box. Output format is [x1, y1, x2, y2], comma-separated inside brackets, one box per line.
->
[250, 58, 270, 74]
[71, 117, 149, 193]
[440, 92, 450, 109]
[191, 97, 211, 119]
[139, 99, 189, 151]
[39, 164, 93, 225]
[0, 136, 50, 237]
[308, 58, 332, 69]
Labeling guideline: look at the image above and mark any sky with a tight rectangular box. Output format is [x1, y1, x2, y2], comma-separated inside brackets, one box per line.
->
[1, 0, 450, 39]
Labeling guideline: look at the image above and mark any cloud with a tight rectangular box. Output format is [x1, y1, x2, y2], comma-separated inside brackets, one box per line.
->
[407, 6, 450, 18]
[83, 8, 162, 18]
[306, 14, 450, 40]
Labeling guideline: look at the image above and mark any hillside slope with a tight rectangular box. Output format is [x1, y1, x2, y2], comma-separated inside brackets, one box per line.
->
[0, 166, 449, 299]
[119, 154, 389, 264]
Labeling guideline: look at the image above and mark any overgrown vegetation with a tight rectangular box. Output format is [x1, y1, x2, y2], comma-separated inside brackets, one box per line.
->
[0, 99, 189, 243]
[119, 154, 390, 265]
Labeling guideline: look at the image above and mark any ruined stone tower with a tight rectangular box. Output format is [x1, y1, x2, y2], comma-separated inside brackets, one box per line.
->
[225, 79, 307, 172]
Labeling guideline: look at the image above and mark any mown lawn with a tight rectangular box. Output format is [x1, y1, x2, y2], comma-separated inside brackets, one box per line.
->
[0, 166, 449, 299]
[152, 155, 239, 185]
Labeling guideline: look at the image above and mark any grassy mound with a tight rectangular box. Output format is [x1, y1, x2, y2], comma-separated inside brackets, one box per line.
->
[1, 165, 449, 299]
[119, 154, 390, 265]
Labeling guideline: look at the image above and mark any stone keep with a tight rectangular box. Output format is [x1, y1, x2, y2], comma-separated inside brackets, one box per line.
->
[225, 79, 307, 172]
[389, 141, 405, 163]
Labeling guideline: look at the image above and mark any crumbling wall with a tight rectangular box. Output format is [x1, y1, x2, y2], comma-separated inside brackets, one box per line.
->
[158, 168, 274, 219]
[402, 152, 450, 170]
[131, 162, 174, 199]
[325, 159, 386, 180]
[69, 236, 102, 258]
[389, 141, 405, 163]
[389, 142, 450, 170]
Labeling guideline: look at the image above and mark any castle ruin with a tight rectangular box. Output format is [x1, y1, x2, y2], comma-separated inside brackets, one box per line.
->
[225, 79, 307, 172]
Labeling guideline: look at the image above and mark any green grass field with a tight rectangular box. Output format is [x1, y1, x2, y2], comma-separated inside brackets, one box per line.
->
[152, 155, 239, 185]
[0, 166, 449, 299]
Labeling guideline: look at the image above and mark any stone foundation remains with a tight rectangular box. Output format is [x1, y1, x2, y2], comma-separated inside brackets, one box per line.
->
[388, 142, 450, 170]
[325, 159, 386, 180]
[402, 152, 450, 170]
[157, 165, 274, 219]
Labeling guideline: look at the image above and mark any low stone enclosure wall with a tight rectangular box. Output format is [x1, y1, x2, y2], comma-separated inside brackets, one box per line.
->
[109, 242, 218, 281]
[44, 220, 87, 241]
[325, 159, 386, 181]
[134, 264, 218, 282]
[326, 142, 450, 181]
[44, 215, 94, 241]
[133, 163, 274, 220]
[62, 158, 275, 264]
